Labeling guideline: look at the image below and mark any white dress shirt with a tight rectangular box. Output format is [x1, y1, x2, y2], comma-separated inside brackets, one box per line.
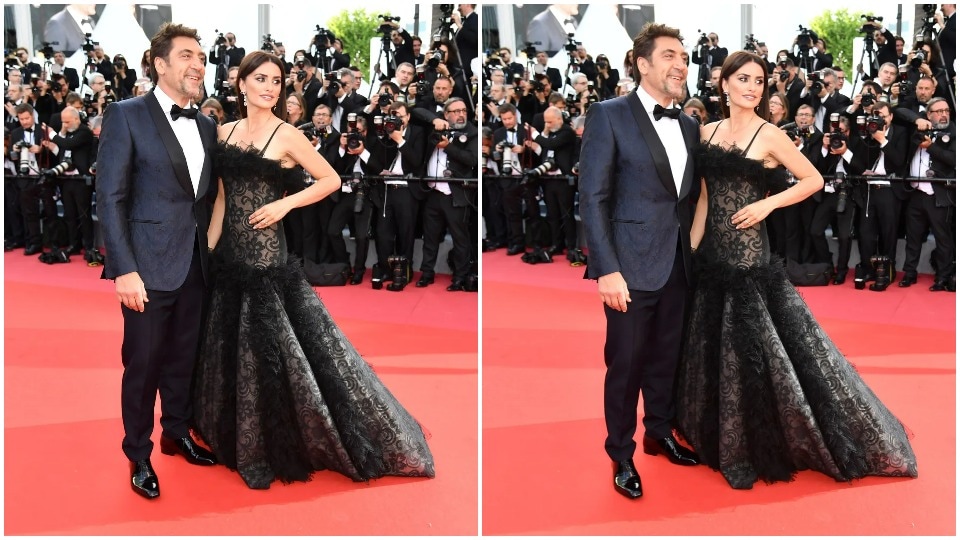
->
[426, 146, 452, 195]
[635, 85, 687, 195]
[153, 86, 204, 196]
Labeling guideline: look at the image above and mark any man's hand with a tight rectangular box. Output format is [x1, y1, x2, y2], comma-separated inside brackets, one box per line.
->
[598, 272, 631, 312]
[916, 118, 933, 131]
[918, 134, 933, 149]
[389, 127, 404, 144]
[116, 271, 149, 312]
[432, 118, 449, 131]
[347, 140, 365, 155]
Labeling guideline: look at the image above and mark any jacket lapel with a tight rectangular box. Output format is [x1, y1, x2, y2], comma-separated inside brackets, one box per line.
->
[626, 92, 677, 198]
[677, 115, 698, 200]
[195, 115, 215, 200]
[145, 91, 195, 198]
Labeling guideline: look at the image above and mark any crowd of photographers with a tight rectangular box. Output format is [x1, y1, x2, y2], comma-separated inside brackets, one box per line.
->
[481, 5, 956, 292]
[6, 5, 481, 292]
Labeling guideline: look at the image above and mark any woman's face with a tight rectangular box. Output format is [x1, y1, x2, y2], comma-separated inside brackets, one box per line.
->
[286, 96, 302, 119]
[722, 61, 765, 111]
[239, 61, 283, 111]
[769, 96, 784, 114]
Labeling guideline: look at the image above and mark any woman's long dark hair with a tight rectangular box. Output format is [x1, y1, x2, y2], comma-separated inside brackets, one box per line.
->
[236, 51, 288, 122]
[719, 50, 771, 120]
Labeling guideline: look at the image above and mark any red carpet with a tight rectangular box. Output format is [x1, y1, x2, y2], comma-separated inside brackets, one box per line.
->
[4, 253, 477, 535]
[481, 251, 955, 536]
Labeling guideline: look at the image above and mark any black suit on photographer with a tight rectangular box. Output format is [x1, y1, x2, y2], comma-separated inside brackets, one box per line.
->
[768, 58, 805, 120]
[8, 104, 55, 254]
[808, 116, 868, 283]
[526, 106, 578, 257]
[46, 107, 98, 259]
[799, 68, 846, 132]
[900, 99, 955, 289]
[390, 26, 418, 74]
[287, 58, 323, 120]
[364, 102, 425, 287]
[328, 115, 377, 284]
[849, 102, 909, 289]
[419, 98, 477, 290]
[320, 68, 369, 133]
[209, 33, 245, 69]
[518, 74, 551, 123]
[294, 105, 343, 264]
[492, 104, 537, 253]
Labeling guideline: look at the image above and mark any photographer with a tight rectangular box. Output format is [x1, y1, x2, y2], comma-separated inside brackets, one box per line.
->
[903, 41, 952, 102]
[874, 62, 901, 106]
[799, 68, 844, 131]
[482, 83, 508, 130]
[199, 97, 225, 125]
[770, 104, 822, 263]
[327, 112, 372, 285]
[41, 106, 101, 264]
[849, 101, 909, 291]
[523, 106, 581, 263]
[895, 76, 939, 127]
[50, 51, 80, 92]
[14, 48, 41, 82]
[216, 66, 240, 122]
[9, 103, 55, 256]
[392, 62, 417, 106]
[809, 115, 866, 284]
[935, 4, 956, 79]
[517, 73, 552, 124]
[287, 57, 322, 120]
[411, 75, 454, 129]
[692, 32, 728, 74]
[5, 82, 28, 131]
[768, 56, 804, 119]
[452, 4, 478, 79]
[366, 101, 426, 291]
[418, 38, 470, 107]
[497, 48, 526, 84]
[88, 45, 115, 83]
[533, 51, 563, 91]
[321, 67, 368, 133]
[899, 98, 955, 291]
[866, 20, 899, 77]
[570, 44, 598, 85]
[566, 72, 599, 119]
[492, 103, 536, 256]
[209, 32, 245, 68]
[387, 21, 417, 76]
[594, 54, 620, 101]
[360, 80, 400, 125]
[419, 97, 477, 291]
[111, 54, 137, 100]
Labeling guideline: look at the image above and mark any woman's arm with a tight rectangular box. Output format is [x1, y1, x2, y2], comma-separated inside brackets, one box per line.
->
[207, 179, 225, 249]
[690, 178, 708, 250]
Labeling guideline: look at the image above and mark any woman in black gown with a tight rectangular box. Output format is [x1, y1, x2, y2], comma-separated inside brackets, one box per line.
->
[676, 51, 917, 490]
[193, 51, 434, 489]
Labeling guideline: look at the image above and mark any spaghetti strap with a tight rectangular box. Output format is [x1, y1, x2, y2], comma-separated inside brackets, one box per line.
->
[224, 121, 241, 145]
[706, 120, 724, 144]
[742, 122, 767, 155]
[258, 123, 285, 156]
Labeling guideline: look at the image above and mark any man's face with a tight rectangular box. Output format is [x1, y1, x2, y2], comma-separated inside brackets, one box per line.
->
[823, 73, 837, 93]
[227, 69, 238, 87]
[443, 101, 468, 128]
[576, 46, 587, 60]
[500, 109, 516, 129]
[896, 39, 905, 56]
[377, 84, 396, 101]
[313, 107, 331, 128]
[536, 52, 548, 66]
[927, 101, 951, 128]
[878, 64, 897, 86]
[276, 45, 286, 57]
[489, 84, 504, 101]
[8, 71, 21, 85]
[874, 30, 886, 45]
[710, 68, 721, 88]
[7, 85, 21, 101]
[413, 39, 422, 55]
[340, 72, 354, 90]
[876, 106, 894, 128]
[94, 47, 104, 60]
[544, 110, 562, 131]
[91, 79, 105, 93]
[393, 105, 410, 128]
[835, 70, 846, 89]
[916, 78, 937, 103]
[572, 77, 588, 95]
[499, 49, 512, 63]
[636, 36, 688, 102]
[391, 31, 403, 46]
[154, 36, 205, 102]
[17, 111, 33, 129]
[60, 110, 80, 132]
[759, 45, 769, 58]
[795, 107, 814, 128]
[491, 70, 505, 84]
[397, 65, 414, 85]
[817, 39, 826, 52]
[17, 50, 28, 63]
[352, 70, 362, 89]
[433, 79, 453, 102]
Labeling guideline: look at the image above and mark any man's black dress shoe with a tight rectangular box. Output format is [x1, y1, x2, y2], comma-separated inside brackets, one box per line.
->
[642, 435, 699, 466]
[446, 280, 465, 292]
[130, 458, 160, 499]
[160, 435, 217, 466]
[613, 459, 643, 499]
[4, 240, 23, 252]
[349, 268, 365, 285]
[930, 281, 947, 292]
[67, 244, 83, 256]
[23, 244, 42, 256]
[416, 273, 435, 287]
[506, 244, 526, 256]
[832, 268, 847, 285]
[546, 245, 565, 257]
[898, 274, 917, 288]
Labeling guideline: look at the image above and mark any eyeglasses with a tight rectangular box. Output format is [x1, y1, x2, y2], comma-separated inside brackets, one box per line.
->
[315, 112, 331, 117]
[928, 108, 950, 114]
[447, 107, 467, 113]
[795, 112, 813, 117]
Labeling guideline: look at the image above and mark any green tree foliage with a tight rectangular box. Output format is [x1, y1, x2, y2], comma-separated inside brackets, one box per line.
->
[809, 8, 876, 77]
[328, 9, 386, 77]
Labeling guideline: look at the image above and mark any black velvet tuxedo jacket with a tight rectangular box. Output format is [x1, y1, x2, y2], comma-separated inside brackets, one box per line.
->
[579, 92, 700, 291]
[96, 90, 218, 291]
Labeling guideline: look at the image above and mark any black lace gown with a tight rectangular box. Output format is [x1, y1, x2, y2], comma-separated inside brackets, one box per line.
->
[675, 142, 917, 490]
[192, 142, 435, 489]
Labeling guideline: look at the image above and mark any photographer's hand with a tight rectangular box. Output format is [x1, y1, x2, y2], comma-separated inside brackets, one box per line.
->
[916, 118, 933, 131]
[919, 134, 933, 149]
[432, 118, 449, 131]
[598, 272, 631, 312]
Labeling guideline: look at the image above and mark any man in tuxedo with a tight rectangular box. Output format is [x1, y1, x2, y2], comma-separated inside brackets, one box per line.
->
[7, 104, 55, 255]
[389, 23, 418, 77]
[209, 32, 245, 69]
[527, 4, 579, 56]
[579, 23, 700, 500]
[870, 22, 900, 78]
[453, 4, 478, 79]
[51, 51, 81, 91]
[937, 4, 956, 79]
[43, 4, 97, 54]
[692, 32, 728, 74]
[534, 51, 563, 92]
[410, 75, 454, 129]
[492, 103, 537, 255]
[286, 58, 323, 120]
[327, 113, 374, 284]
[15, 48, 42, 82]
[498, 47, 526, 83]
[97, 23, 219, 500]
[769, 58, 805, 119]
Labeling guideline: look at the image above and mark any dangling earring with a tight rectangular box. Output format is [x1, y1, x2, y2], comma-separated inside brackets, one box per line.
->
[241, 91, 247, 107]
[724, 92, 730, 107]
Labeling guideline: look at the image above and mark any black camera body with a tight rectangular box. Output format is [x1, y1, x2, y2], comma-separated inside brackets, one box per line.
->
[377, 14, 401, 34]
[860, 92, 876, 109]
[325, 71, 340, 92]
[81, 33, 98, 54]
[808, 71, 823, 95]
[521, 41, 538, 59]
[430, 129, 467, 147]
[40, 159, 73, 184]
[427, 48, 444, 69]
[859, 14, 883, 35]
[378, 92, 393, 109]
[910, 49, 927, 69]
[564, 34, 580, 54]
[521, 158, 555, 184]
[863, 114, 886, 134]
[382, 114, 402, 134]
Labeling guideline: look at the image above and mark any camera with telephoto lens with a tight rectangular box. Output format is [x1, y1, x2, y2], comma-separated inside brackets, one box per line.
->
[781, 122, 812, 141]
[40, 159, 73, 185]
[13, 141, 31, 174]
[429, 128, 467, 146]
[828, 113, 846, 150]
[381, 114, 402, 134]
[860, 14, 883, 35]
[300, 124, 319, 140]
[910, 47, 928, 69]
[898, 65, 914, 97]
[325, 71, 340, 92]
[808, 71, 824, 95]
[386, 255, 410, 292]
[834, 171, 850, 213]
[350, 172, 366, 213]
[345, 113, 364, 150]
[863, 114, 885, 134]
[521, 158, 555, 185]
[860, 92, 876, 108]
[377, 15, 401, 34]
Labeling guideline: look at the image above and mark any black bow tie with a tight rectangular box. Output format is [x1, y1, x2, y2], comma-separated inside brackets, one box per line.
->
[23, 128, 33, 133]
[506, 128, 516, 133]
[653, 104, 681, 121]
[170, 104, 198, 121]
[563, 17, 576, 26]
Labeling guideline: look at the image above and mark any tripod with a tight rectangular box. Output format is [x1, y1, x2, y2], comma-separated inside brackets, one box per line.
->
[849, 35, 879, 100]
[435, 13, 475, 115]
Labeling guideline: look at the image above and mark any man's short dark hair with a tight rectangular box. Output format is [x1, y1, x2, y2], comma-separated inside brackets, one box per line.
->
[547, 91, 564, 106]
[632, 23, 683, 66]
[443, 97, 465, 114]
[65, 92, 83, 106]
[14, 103, 34, 116]
[149, 23, 201, 84]
[497, 103, 518, 116]
[378, 81, 400, 95]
